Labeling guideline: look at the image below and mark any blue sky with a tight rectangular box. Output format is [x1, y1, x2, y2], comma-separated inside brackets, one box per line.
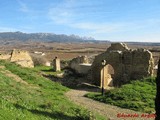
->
[0, 0, 160, 42]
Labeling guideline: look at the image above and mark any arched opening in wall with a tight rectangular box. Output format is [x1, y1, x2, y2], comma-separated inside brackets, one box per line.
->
[100, 64, 114, 88]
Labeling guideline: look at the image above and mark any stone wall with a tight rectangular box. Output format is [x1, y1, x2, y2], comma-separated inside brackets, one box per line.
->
[107, 43, 130, 52]
[0, 54, 11, 60]
[53, 57, 61, 71]
[69, 56, 91, 74]
[91, 43, 154, 87]
[10, 49, 34, 68]
[75, 63, 91, 74]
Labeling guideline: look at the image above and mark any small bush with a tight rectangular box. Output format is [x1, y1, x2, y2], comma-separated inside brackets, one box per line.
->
[31, 54, 48, 66]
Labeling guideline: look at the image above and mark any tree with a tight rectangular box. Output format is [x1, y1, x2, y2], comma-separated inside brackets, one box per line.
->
[155, 59, 160, 120]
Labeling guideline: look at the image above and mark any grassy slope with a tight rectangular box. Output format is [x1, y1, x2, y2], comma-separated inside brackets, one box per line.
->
[86, 77, 156, 113]
[0, 60, 91, 120]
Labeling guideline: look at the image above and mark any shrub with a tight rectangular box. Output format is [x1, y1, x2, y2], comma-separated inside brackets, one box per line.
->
[31, 54, 48, 66]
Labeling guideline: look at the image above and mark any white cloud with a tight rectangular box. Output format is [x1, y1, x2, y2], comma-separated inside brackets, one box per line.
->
[47, 1, 142, 33]
[17, 0, 29, 13]
[71, 22, 125, 33]
[0, 27, 18, 32]
[48, 1, 124, 34]
[0, 25, 36, 33]
[48, 8, 72, 24]
[48, 0, 75, 24]
[47, 0, 160, 42]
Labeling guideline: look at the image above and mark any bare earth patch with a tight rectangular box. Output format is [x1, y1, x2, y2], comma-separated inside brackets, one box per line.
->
[0, 66, 39, 89]
[0, 67, 28, 85]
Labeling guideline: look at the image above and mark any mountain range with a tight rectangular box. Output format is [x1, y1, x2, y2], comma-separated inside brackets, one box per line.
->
[0, 31, 99, 43]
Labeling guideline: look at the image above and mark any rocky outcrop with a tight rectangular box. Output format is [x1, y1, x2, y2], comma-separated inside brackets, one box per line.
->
[91, 43, 154, 87]
[10, 49, 34, 68]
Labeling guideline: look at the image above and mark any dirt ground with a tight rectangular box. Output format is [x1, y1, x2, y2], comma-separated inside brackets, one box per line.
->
[0, 42, 160, 65]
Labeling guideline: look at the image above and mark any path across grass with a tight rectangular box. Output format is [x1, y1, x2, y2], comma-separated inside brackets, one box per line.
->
[66, 89, 155, 120]
[86, 77, 156, 114]
[0, 60, 90, 120]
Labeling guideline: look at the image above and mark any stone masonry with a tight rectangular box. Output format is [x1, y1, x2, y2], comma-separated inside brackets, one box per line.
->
[69, 56, 91, 74]
[10, 49, 34, 68]
[91, 43, 154, 87]
[53, 57, 61, 71]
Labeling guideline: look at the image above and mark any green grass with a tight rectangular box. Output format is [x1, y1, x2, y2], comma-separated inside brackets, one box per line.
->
[0, 60, 92, 120]
[86, 77, 156, 113]
[33, 65, 63, 76]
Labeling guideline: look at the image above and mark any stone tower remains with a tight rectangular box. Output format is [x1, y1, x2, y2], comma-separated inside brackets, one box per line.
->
[53, 57, 61, 71]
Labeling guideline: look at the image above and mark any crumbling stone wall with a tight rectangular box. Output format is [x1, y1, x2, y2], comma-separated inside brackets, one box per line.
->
[91, 43, 154, 87]
[107, 42, 130, 51]
[69, 56, 91, 74]
[53, 57, 61, 71]
[10, 49, 34, 68]
[0, 54, 11, 60]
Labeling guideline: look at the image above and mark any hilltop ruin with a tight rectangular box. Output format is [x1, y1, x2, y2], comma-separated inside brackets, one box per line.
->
[68, 43, 154, 87]
[91, 43, 154, 87]
[10, 49, 34, 68]
[0, 49, 34, 68]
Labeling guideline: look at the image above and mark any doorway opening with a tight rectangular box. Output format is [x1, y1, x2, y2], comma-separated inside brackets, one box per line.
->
[100, 64, 114, 88]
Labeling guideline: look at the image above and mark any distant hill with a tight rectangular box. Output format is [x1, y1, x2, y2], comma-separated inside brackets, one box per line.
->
[0, 31, 103, 43]
[0, 32, 160, 45]
[124, 42, 160, 46]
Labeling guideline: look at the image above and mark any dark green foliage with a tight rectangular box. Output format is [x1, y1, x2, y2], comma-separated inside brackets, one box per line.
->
[155, 60, 160, 120]
[86, 77, 156, 113]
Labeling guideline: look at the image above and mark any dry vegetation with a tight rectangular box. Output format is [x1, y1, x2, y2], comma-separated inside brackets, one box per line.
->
[0, 42, 160, 65]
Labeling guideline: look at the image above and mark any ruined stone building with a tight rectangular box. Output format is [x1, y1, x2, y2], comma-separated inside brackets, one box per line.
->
[0, 53, 11, 60]
[69, 56, 91, 74]
[0, 49, 34, 68]
[10, 49, 34, 68]
[91, 43, 154, 87]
